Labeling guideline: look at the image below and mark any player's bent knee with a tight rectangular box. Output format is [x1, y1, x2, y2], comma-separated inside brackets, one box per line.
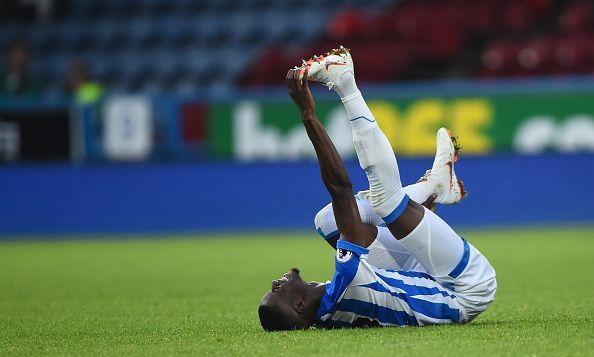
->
[314, 203, 339, 240]
[372, 193, 409, 224]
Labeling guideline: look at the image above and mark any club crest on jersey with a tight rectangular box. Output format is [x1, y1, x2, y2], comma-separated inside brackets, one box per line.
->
[337, 248, 353, 263]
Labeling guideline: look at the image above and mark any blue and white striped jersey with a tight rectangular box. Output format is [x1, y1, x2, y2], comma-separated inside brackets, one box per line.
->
[316, 240, 467, 328]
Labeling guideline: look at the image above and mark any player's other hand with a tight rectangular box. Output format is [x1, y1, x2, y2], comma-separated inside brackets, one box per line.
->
[287, 68, 315, 117]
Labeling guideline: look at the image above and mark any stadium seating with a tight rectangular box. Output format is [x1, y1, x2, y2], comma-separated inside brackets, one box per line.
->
[246, 0, 594, 86]
[1, 0, 593, 95]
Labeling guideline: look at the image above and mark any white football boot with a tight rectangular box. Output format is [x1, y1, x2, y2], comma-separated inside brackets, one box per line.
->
[356, 130, 466, 207]
[423, 127, 467, 204]
[297, 45, 353, 90]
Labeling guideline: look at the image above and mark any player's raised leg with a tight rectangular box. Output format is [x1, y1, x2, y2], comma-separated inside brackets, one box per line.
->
[314, 127, 467, 272]
[301, 47, 409, 227]
[315, 125, 467, 248]
[301, 48, 468, 278]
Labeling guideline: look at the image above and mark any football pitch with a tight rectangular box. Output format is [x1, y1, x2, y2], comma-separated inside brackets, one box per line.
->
[1, 227, 592, 356]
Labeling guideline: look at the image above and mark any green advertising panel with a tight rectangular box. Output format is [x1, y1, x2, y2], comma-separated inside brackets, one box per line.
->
[209, 90, 594, 160]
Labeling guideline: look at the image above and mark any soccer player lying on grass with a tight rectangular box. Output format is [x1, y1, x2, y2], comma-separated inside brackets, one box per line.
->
[258, 47, 497, 330]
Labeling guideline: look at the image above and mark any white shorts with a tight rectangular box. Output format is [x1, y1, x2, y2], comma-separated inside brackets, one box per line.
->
[315, 196, 497, 322]
[367, 225, 497, 322]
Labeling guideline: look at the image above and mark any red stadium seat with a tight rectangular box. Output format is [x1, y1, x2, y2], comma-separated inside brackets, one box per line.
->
[326, 10, 368, 42]
[419, 5, 465, 59]
[559, 1, 593, 34]
[374, 12, 401, 40]
[347, 43, 392, 82]
[464, 1, 497, 37]
[554, 35, 593, 73]
[517, 37, 556, 75]
[241, 50, 292, 87]
[479, 40, 522, 77]
[390, 4, 426, 41]
[385, 41, 415, 78]
[501, 1, 532, 34]
[526, 0, 553, 17]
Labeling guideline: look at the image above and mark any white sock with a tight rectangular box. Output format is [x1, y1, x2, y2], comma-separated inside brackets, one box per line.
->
[403, 181, 436, 205]
[335, 79, 407, 223]
[334, 71, 359, 99]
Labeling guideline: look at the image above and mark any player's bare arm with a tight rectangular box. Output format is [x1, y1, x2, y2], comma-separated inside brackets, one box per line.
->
[287, 68, 375, 247]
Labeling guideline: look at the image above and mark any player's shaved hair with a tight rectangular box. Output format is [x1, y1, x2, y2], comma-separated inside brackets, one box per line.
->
[258, 293, 304, 332]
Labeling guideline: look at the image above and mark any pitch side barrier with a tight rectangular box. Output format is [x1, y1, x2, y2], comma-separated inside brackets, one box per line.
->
[0, 153, 592, 236]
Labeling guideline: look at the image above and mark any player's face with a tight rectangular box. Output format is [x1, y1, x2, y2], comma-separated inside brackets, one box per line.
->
[264, 267, 321, 310]
[270, 267, 303, 295]
[259, 267, 311, 331]
[259, 268, 306, 315]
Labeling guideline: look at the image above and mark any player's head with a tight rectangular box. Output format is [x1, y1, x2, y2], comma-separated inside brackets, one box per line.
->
[258, 267, 317, 331]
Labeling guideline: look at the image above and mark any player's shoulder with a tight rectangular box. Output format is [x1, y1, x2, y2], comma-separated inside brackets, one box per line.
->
[336, 246, 355, 263]
[318, 240, 374, 322]
[336, 240, 369, 258]
[333, 240, 370, 281]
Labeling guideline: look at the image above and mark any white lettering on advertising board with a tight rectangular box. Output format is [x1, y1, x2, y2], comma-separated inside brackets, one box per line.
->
[103, 96, 154, 161]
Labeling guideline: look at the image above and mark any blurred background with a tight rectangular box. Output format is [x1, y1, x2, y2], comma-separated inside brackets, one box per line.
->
[0, 0, 593, 236]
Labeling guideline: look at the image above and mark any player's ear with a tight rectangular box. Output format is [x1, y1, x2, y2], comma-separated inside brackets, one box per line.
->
[294, 298, 306, 314]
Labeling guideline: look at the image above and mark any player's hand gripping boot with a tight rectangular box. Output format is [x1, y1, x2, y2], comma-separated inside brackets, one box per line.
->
[296, 45, 354, 90]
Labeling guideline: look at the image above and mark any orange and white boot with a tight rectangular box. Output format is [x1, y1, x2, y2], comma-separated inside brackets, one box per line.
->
[296, 45, 354, 90]
[423, 127, 467, 204]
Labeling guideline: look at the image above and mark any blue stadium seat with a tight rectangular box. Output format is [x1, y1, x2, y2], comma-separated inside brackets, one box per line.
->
[138, 0, 177, 16]
[144, 53, 184, 88]
[270, 0, 304, 11]
[258, 12, 298, 44]
[104, 0, 143, 18]
[292, 9, 327, 42]
[180, 49, 218, 83]
[197, 15, 231, 47]
[159, 17, 198, 49]
[36, 55, 68, 84]
[0, 0, 407, 94]
[235, 0, 275, 12]
[218, 48, 254, 79]
[204, 0, 241, 13]
[112, 53, 151, 88]
[93, 21, 128, 51]
[225, 13, 265, 45]
[126, 18, 163, 50]
[28, 24, 62, 54]
[74, 1, 110, 19]
[0, 25, 23, 50]
[54, 22, 94, 53]
[174, 0, 208, 15]
[88, 57, 115, 84]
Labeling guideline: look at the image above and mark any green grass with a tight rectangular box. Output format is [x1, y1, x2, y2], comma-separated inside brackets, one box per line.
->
[0, 227, 593, 356]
